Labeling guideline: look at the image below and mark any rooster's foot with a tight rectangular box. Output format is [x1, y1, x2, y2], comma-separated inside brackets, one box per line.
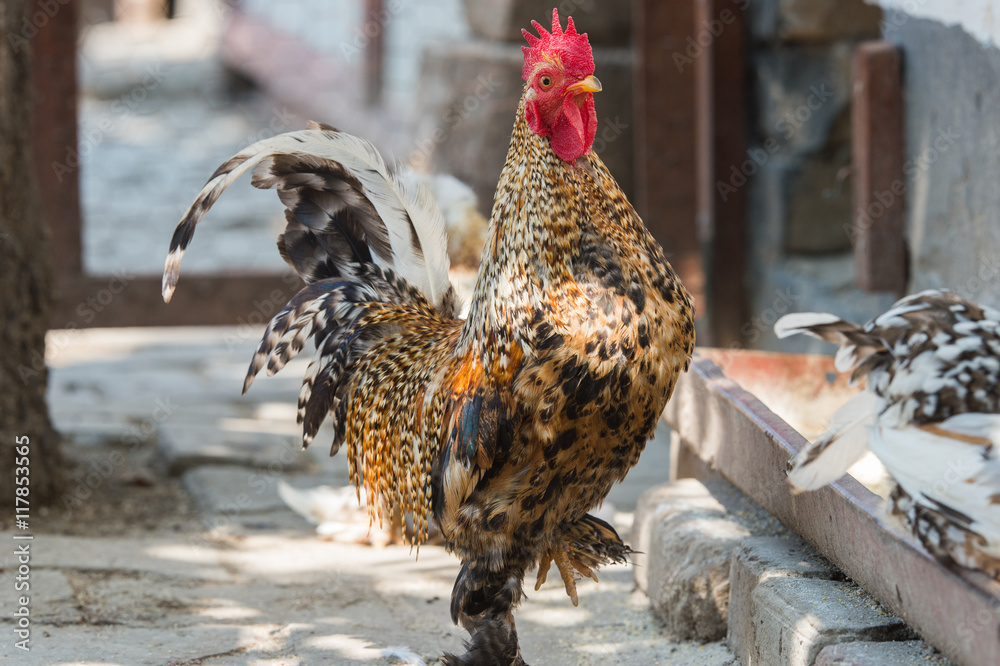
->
[534, 544, 599, 606]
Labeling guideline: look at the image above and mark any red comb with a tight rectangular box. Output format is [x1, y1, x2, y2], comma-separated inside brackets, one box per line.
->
[521, 8, 594, 81]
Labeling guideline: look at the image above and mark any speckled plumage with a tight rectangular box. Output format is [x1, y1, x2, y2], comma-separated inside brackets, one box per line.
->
[776, 290, 1000, 579]
[162, 14, 694, 664]
[323, 91, 694, 663]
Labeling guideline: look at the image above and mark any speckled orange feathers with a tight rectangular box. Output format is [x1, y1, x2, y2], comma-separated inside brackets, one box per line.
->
[162, 15, 695, 665]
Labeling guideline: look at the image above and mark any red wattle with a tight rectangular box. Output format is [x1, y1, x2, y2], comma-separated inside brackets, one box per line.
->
[550, 95, 596, 162]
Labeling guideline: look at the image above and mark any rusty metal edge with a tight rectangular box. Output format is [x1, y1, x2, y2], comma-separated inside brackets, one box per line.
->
[662, 353, 1000, 666]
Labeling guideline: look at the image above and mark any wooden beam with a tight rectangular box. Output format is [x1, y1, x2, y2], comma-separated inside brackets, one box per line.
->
[663, 351, 1000, 665]
[51, 274, 302, 329]
[115, 0, 169, 23]
[852, 41, 906, 294]
[22, 4, 323, 330]
[694, 0, 748, 348]
[633, 0, 703, 313]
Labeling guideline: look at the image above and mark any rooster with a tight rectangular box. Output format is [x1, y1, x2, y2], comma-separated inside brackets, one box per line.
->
[162, 9, 694, 664]
[775, 290, 1000, 579]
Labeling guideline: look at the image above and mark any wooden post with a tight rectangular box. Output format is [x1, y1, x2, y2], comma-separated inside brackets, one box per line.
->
[1, 0, 64, 507]
[364, 0, 384, 105]
[852, 42, 906, 294]
[633, 0, 704, 313]
[694, 0, 748, 348]
[115, 0, 168, 23]
[30, 0, 83, 290]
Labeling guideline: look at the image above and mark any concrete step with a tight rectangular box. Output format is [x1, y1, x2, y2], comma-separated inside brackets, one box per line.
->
[634, 478, 792, 641]
[727, 535, 843, 661]
[635, 479, 950, 664]
[815, 640, 950, 665]
[745, 577, 914, 664]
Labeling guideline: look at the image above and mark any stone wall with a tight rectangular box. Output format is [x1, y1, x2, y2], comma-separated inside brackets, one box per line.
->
[755, 0, 1000, 351]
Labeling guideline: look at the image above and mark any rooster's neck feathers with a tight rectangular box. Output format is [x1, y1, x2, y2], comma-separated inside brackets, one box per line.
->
[459, 92, 592, 364]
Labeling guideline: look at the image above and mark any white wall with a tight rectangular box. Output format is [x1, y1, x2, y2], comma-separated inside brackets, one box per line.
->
[870, 0, 1000, 49]
[382, 0, 470, 108]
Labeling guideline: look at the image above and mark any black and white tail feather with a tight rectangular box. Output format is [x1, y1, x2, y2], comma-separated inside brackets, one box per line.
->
[773, 310, 889, 491]
[163, 122, 457, 452]
[775, 290, 1000, 576]
[163, 121, 451, 304]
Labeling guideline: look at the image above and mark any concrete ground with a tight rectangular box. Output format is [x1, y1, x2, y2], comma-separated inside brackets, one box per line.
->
[0, 327, 736, 665]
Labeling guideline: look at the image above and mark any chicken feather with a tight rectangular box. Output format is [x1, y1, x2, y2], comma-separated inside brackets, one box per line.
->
[776, 290, 1000, 578]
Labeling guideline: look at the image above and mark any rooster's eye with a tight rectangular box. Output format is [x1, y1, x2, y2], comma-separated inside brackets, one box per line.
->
[539, 75, 553, 89]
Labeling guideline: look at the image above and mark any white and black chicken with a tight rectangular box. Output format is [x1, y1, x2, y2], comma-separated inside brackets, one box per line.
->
[775, 289, 1000, 578]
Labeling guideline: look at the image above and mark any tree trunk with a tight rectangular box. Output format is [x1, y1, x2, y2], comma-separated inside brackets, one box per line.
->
[0, 0, 63, 510]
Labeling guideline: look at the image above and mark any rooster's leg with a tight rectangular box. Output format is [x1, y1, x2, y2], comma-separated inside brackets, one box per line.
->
[535, 513, 631, 606]
[445, 558, 528, 665]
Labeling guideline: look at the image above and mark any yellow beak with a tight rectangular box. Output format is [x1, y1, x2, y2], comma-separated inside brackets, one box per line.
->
[566, 75, 602, 96]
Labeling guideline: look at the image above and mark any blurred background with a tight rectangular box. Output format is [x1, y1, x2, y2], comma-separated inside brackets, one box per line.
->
[9, 0, 987, 344]
[5, 1, 1000, 660]
[41, 0, 999, 351]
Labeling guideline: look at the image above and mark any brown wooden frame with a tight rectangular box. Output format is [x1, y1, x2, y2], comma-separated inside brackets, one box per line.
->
[35, 1, 302, 329]
[634, 0, 748, 347]
[852, 41, 907, 294]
